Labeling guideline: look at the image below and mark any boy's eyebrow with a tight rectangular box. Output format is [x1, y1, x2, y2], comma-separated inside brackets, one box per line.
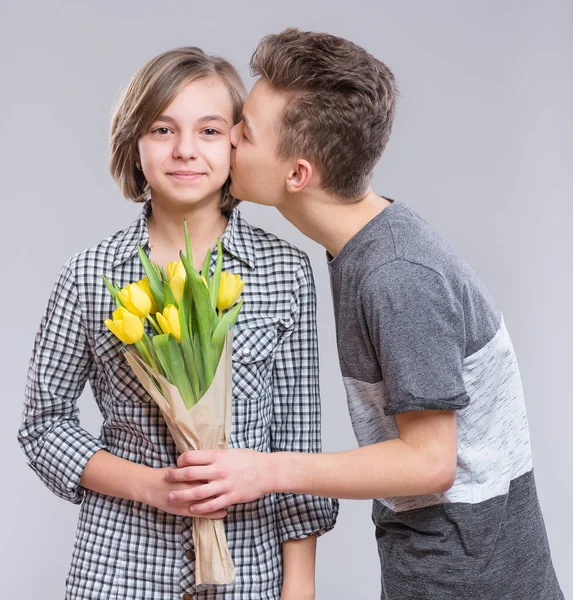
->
[242, 114, 254, 137]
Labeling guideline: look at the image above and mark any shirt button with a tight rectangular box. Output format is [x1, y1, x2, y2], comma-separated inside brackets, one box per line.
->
[186, 549, 195, 560]
[183, 594, 193, 600]
[241, 346, 251, 357]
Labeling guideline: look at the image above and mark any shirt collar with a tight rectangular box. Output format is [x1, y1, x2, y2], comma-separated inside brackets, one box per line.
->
[220, 206, 257, 270]
[113, 201, 256, 270]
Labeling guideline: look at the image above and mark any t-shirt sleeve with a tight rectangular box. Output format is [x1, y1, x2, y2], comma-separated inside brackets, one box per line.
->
[361, 260, 470, 416]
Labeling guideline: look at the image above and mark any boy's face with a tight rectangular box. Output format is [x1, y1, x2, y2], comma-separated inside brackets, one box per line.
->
[229, 78, 290, 206]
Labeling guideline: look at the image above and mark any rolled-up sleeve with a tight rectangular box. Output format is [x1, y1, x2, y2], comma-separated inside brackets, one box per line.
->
[270, 253, 338, 543]
[18, 259, 106, 504]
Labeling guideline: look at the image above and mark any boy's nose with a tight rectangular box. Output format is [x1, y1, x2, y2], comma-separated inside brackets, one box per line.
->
[230, 122, 241, 148]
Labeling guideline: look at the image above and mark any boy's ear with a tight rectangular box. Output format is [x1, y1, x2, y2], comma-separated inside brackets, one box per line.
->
[286, 159, 313, 194]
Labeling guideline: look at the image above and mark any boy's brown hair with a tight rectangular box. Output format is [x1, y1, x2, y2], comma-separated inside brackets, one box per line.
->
[110, 47, 246, 212]
[250, 29, 397, 200]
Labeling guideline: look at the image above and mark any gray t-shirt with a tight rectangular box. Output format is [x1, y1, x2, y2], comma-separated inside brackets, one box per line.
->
[328, 200, 562, 600]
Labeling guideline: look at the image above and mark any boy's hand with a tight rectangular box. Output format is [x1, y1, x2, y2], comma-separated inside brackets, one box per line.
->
[164, 448, 275, 515]
[141, 466, 227, 519]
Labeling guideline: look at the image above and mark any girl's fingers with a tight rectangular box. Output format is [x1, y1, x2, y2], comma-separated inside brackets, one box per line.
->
[190, 509, 227, 519]
[188, 494, 233, 516]
[172, 506, 226, 519]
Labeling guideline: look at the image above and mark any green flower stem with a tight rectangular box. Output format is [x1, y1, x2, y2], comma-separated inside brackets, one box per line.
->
[137, 244, 164, 312]
[168, 336, 196, 409]
[135, 339, 153, 368]
[210, 239, 223, 311]
[146, 314, 162, 335]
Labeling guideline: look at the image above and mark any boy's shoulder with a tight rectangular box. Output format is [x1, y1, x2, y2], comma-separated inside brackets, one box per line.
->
[359, 201, 502, 355]
[362, 201, 479, 291]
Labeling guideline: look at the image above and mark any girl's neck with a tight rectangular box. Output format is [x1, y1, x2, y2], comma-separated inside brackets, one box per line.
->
[147, 197, 229, 271]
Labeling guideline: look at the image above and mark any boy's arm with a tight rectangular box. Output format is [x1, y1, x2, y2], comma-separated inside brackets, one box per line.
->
[167, 260, 464, 509]
[276, 409, 457, 498]
[166, 407, 457, 510]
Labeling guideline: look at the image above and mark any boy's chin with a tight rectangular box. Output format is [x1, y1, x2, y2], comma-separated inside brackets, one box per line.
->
[230, 182, 283, 207]
[229, 182, 249, 202]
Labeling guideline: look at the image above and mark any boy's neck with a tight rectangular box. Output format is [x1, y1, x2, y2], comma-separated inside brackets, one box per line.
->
[277, 188, 391, 257]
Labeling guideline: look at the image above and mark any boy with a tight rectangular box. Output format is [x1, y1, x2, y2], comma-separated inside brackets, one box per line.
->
[167, 29, 563, 599]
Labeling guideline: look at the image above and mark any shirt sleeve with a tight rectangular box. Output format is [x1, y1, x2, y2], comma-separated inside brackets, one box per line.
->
[361, 260, 470, 416]
[18, 259, 107, 504]
[270, 253, 339, 543]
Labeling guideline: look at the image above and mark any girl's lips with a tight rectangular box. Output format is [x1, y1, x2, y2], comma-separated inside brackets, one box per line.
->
[168, 172, 205, 181]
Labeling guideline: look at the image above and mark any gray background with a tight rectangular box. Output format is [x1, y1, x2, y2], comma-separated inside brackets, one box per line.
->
[1, 0, 571, 597]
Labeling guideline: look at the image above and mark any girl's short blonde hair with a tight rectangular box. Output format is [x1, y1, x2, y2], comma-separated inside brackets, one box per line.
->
[110, 47, 246, 213]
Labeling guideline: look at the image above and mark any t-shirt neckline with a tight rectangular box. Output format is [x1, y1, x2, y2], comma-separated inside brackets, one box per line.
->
[328, 198, 399, 272]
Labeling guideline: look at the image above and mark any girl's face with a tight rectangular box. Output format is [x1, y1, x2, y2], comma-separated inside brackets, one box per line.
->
[138, 77, 234, 210]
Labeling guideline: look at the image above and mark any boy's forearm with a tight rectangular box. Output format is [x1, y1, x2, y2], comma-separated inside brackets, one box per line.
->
[174, 410, 457, 511]
[281, 534, 317, 600]
[269, 437, 455, 500]
[266, 410, 457, 500]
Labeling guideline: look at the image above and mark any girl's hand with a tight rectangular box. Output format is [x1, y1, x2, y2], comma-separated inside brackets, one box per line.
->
[140, 466, 227, 519]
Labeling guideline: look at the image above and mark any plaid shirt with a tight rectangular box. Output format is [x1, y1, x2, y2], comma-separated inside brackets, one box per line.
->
[19, 203, 338, 599]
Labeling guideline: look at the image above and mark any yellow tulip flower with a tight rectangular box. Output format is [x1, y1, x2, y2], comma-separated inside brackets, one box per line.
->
[118, 282, 152, 318]
[136, 277, 159, 314]
[217, 271, 245, 311]
[166, 261, 187, 304]
[104, 307, 144, 345]
[167, 261, 186, 283]
[156, 304, 181, 340]
[170, 276, 185, 304]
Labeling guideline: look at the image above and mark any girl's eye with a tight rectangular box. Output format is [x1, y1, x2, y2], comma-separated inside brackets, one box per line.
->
[203, 128, 220, 136]
[152, 127, 172, 135]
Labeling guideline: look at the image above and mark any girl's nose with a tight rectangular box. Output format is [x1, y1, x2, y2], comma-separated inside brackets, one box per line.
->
[173, 133, 198, 160]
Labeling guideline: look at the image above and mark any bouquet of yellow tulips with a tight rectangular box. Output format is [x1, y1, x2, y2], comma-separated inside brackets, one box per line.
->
[102, 222, 244, 588]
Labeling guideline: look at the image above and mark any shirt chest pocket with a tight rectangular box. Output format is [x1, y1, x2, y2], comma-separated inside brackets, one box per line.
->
[232, 325, 279, 401]
[94, 331, 149, 404]
[94, 324, 279, 406]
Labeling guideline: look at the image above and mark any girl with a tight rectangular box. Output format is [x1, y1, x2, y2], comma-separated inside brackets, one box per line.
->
[18, 47, 337, 600]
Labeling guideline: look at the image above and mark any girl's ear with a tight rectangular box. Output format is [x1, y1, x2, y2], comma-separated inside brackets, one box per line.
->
[134, 145, 142, 171]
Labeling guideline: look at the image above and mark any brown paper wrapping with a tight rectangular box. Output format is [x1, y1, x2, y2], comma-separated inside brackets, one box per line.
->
[124, 332, 235, 588]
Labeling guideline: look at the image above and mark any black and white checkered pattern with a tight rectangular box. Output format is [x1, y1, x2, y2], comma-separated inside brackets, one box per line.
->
[19, 203, 338, 599]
